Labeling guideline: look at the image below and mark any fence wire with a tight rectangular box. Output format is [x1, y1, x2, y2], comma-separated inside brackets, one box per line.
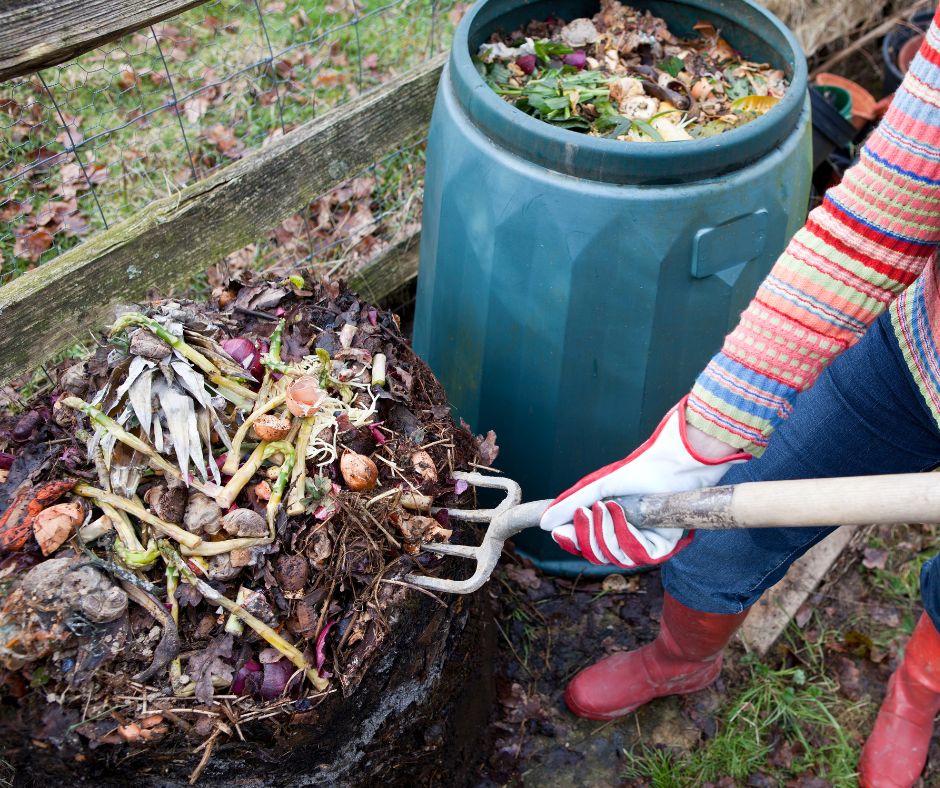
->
[0, 0, 465, 287]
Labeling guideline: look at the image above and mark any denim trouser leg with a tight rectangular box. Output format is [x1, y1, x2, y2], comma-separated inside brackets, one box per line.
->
[662, 312, 940, 629]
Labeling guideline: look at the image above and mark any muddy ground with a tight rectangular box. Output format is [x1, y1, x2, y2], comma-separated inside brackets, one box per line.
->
[473, 523, 940, 787]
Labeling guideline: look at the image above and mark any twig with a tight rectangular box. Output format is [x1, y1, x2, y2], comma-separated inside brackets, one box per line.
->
[469, 461, 502, 473]
[233, 306, 279, 322]
[345, 498, 400, 548]
[188, 727, 220, 784]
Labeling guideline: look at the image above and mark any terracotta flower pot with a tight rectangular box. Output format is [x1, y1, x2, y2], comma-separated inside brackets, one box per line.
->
[814, 72, 876, 130]
[874, 94, 893, 121]
[899, 34, 925, 75]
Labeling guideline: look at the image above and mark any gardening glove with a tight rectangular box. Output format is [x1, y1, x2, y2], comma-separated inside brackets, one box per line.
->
[539, 397, 751, 568]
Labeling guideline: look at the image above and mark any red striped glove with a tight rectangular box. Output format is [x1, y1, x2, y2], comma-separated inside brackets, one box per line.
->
[539, 398, 751, 568]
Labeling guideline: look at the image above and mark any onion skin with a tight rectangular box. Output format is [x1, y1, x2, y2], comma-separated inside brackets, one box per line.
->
[517, 54, 537, 74]
[12, 411, 42, 442]
[222, 337, 263, 380]
[286, 376, 326, 418]
[340, 451, 378, 491]
[315, 620, 336, 678]
[368, 423, 386, 445]
[232, 658, 261, 695]
[563, 50, 587, 69]
[33, 501, 84, 556]
[260, 658, 293, 700]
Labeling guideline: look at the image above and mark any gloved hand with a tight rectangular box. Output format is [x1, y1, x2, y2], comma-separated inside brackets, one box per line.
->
[539, 397, 751, 567]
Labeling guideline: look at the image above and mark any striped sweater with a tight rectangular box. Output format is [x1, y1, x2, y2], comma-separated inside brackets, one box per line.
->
[687, 7, 940, 454]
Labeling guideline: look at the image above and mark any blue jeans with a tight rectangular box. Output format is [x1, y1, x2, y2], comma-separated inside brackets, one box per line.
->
[662, 311, 940, 632]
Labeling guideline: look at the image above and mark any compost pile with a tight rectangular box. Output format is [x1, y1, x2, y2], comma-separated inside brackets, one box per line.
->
[0, 275, 493, 765]
[476, 0, 788, 141]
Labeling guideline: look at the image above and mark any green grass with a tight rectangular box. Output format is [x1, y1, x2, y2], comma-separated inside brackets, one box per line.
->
[622, 649, 865, 786]
[1, 0, 460, 283]
[860, 526, 938, 639]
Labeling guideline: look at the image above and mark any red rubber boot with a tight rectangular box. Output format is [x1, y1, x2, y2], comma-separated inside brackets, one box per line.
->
[565, 593, 748, 720]
[859, 612, 940, 788]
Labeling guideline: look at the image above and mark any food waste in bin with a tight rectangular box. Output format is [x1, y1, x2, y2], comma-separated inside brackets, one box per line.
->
[476, 0, 789, 141]
[0, 275, 499, 762]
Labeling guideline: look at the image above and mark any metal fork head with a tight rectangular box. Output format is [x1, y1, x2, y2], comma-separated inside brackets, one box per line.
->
[403, 471, 522, 594]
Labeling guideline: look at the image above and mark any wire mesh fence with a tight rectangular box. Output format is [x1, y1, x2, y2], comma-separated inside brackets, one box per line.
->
[0, 0, 465, 287]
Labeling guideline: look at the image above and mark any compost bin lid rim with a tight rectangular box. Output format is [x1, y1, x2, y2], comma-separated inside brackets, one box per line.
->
[448, 0, 809, 184]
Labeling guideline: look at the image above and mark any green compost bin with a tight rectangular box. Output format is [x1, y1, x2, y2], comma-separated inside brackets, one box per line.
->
[412, 0, 812, 576]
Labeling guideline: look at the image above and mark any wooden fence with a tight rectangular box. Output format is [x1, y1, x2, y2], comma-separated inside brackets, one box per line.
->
[0, 0, 434, 383]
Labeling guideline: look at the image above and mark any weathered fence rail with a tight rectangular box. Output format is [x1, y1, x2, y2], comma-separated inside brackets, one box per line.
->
[0, 0, 212, 82]
[0, 53, 441, 382]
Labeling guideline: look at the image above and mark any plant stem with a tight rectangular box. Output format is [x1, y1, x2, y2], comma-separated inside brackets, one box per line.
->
[261, 319, 292, 373]
[165, 562, 185, 695]
[73, 483, 202, 549]
[99, 500, 144, 551]
[180, 535, 270, 556]
[111, 312, 218, 376]
[286, 417, 314, 516]
[215, 441, 294, 527]
[266, 442, 295, 530]
[215, 443, 266, 509]
[160, 543, 327, 690]
[222, 393, 287, 476]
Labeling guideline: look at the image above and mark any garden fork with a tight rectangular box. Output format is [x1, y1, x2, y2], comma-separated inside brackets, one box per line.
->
[404, 471, 549, 594]
[404, 470, 940, 595]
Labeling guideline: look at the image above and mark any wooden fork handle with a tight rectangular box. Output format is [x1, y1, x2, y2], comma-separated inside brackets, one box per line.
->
[614, 473, 940, 531]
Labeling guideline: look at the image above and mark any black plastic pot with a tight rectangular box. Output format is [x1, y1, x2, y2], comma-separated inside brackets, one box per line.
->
[882, 9, 933, 95]
[810, 86, 856, 170]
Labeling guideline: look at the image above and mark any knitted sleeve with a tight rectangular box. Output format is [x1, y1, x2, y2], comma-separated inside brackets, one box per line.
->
[686, 8, 940, 454]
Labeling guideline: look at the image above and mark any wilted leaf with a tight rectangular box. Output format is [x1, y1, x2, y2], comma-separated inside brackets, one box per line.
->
[505, 564, 541, 590]
[13, 227, 53, 261]
[474, 430, 499, 466]
[154, 378, 196, 480]
[184, 95, 211, 123]
[862, 547, 888, 570]
[205, 124, 245, 158]
[871, 604, 900, 628]
[187, 633, 234, 704]
[0, 200, 32, 222]
[835, 655, 863, 700]
[127, 367, 155, 437]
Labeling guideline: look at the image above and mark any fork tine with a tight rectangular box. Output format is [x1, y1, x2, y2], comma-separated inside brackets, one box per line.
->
[444, 471, 523, 522]
[402, 573, 473, 593]
[402, 472, 529, 594]
[420, 543, 479, 558]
